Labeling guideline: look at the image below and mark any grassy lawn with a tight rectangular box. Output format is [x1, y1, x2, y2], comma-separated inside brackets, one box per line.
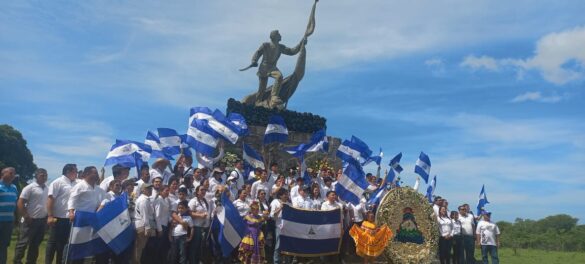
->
[5, 229, 585, 264]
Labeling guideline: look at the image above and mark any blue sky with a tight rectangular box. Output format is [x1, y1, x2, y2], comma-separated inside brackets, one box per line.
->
[1, 0, 584, 223]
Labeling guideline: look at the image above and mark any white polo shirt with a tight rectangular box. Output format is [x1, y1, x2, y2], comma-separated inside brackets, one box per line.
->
[188, 197, 210, 227]
[48, 175, 78, 218]
[19, 181, 48, 219]
[68, 180, 104, 213]
[459, 214, 475, 236]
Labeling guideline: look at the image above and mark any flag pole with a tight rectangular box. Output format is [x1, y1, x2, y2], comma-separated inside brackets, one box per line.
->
[63, 220, 75, 264]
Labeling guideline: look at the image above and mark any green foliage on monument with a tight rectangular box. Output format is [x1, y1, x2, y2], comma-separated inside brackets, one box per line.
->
[227, 98, 326, 133]
[0, 124, 37, 183]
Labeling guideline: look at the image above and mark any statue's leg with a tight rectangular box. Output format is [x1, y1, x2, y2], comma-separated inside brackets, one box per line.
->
[258, 77, 268, 99]
[270, 71, 284, 98]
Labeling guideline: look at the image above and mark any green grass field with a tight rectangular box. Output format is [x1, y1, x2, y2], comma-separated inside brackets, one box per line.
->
[6, 232, 585, 264]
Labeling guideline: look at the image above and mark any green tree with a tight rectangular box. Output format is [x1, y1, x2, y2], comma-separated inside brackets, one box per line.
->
[0, 124, 37, 183]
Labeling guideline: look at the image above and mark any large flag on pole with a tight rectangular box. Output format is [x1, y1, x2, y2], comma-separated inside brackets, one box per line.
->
[425, 175, 437, 203]
[264, 115, 288, 144]
[280, 204, 342, 256]
[92, 193, 135, 254]
[157, 128, 182, 156]
[67, 211, 108, 260]
[217, 191, 247, 257]
[186, 119, 220, 156]
[414, 151, 431, 183]
[477, 185, 489, 215]
[145, 131, 170, 159]
[285, 129, 328, 158]
[189, 107, 240, 144]
[104, 140, 152, 167]
[335, 162, 369, 205]
[336, 139, 370, 165]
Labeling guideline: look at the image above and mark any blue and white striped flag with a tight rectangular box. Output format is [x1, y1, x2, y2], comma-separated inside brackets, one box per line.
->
[217, 191, 247, 257]
[389, 152, 404, 173]
[284, 129, 328, 158]
[476, 185, 489, 215]
[228, 113, 248, 136]
[363, 148, 383, 167]
[186, 119, 220, 156]
[92, 193, 135, 254]
[104, 140, 152, 168]
[179, 134, 192, 157]
[243, 144, 264, 181]
[68, 211, 108, 260]
[264, 115, 288, 144]
[189, 107, 240, 144]
[145, 131, 170, 159]
[414, 152, 431, 183]
[425, 175, 437, 203]
[336, 139, 370, 164]
[280, 204, 342, 256]
[335, 162, 369, 205]
[367, 185, 387, 208]
[350, 135, 372, 161]
[158, 128, 182, 156]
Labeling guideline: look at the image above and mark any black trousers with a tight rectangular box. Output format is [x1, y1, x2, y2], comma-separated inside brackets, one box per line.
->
[45, 218, 70, 264]
[439, 237, 452, 264]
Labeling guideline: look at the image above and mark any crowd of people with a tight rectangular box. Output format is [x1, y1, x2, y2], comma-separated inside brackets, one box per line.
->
[0, 152, 500, 264]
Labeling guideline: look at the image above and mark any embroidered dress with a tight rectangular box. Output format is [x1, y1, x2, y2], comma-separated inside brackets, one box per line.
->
[349, 220, 393, 257]
[238, 213, 265, 264]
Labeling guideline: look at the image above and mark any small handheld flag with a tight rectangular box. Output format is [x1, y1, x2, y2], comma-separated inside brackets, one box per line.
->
[414, 151, 431, 183]
[477, 185, 489, 215]
[425, 175, 437, 203]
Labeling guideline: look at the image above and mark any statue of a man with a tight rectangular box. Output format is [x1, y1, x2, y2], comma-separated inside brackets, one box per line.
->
[249, 30, 307, 108]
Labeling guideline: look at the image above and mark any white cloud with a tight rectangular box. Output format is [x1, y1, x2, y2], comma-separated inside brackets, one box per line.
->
[460, 55, 500, 71]
[510, 91, 562, 103]
[461, 26, 585, 85]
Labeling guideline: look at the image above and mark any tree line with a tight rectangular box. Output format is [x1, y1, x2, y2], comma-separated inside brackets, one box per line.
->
[498, 214, 585, 253]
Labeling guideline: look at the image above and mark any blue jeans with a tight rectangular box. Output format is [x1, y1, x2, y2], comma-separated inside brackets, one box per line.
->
[0, 221, 14, 264]
[481, 245, 499, 264]
[273, 227, 291, 264]
[170, 235, 188, 264]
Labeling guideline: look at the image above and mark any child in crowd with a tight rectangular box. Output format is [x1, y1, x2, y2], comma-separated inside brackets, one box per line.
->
[169, 200, 194, 264]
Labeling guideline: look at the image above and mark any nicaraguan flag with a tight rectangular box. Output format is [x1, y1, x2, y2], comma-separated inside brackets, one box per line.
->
[414, 151, 431, 183]
[335, 162, 369, 205]
[367, 185, 387, 207]
[217, 191, 247, 257]
[280, 204, 342, 256]
[179, 134, 192, 157]
[363, 148, 383, 167]
[186, 119, 220, 156]
[350, 135, 372, 160]
[92, 193, 135, 254]
[284, 129, 328, 158]
[189, 107, 240, 144]
[157, 128, 182, 156]
[264, 115, 288, 144]
[105, 140, 152, 167]
[145, 131, 171, 159]
[68, 211, 108, 260]
[228, 113, 248, 136]
[336, 139, 369, 164]
[243, 144, 264, 181]
[389, 152, 404, 173]
[425, 175, 437, 203]
[385, 168, 398, 186]
[477, 185, 489, 215]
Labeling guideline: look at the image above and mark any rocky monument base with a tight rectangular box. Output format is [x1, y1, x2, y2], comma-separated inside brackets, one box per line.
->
[226, 98, 342, 170]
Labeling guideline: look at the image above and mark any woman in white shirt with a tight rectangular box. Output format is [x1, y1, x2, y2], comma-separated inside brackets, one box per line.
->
[233, 189, 250, 217]
[270, 175, 287, 200]
[437, 206, 454, 264]
[309, 185, 323, 210]
[188, 185, 210, 264]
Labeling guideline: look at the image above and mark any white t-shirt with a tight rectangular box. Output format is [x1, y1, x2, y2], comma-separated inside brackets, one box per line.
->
[48, 176, 78, 218]
[476, 220, 500, 246]
[459, 214, 475, 236]
[438, 216, 454, 237]
[19, 182, 48, 219]
[250, 180, 271, 200]
[321, 201, 342, 211]
[188, 197, 210, 227]
[292, 196, 312, 209]
[270, 199, 285, 228]
[233, 199, 250, 217]
[172, 215, 194, 237]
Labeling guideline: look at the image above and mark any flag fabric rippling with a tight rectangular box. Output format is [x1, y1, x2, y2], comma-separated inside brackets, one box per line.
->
[477, 185, 489, 215]
[264, 115, 288, 144]
[334, 162, 368, 205]
[217, 191, 247, 257]
[425, 175, 437, 203]
[186, 119, 220, 156]
[68, 211, 108, 260]
[92, 193, 135, 254]
[157, 128, 182, 156]
[414, 151, 431, 183]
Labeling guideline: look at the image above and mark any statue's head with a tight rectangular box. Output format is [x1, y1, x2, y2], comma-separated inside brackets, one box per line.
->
[270, 30, 281, 42]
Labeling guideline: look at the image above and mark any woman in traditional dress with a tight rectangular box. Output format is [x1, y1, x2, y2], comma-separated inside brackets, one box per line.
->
[238, 201, 269, 264]
[349, 211, 393, 264]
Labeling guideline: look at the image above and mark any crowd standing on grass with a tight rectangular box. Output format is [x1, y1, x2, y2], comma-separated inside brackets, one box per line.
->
[0, 154, 499, 264]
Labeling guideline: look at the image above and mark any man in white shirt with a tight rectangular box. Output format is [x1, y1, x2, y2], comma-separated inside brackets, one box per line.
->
[250, 171, 271, 200]
[67, 166, 104, 220]
[270, 188, 291, 264]
[150, 158, 173, 185]
[458, 205, 476, 264]
[45, 163, 78, 264]
[267, 162, 280, 188]
[292, 186, 312, 209]
[14, 168, 48, 264]
[476, 212, 500, 264]
[134, 183, 155, 264]
[99, 164, 130, 192]
[228, 160, 245, 190]
[208, 168, 224, 199]
[289, 177, 304, 202]
[321, 191, 343, 211]
[147, 185, 171, 263]
[134, 164, 150, 198]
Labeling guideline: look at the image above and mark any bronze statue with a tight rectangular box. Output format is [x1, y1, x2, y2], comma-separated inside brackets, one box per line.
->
[241, 0, 318, 110]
